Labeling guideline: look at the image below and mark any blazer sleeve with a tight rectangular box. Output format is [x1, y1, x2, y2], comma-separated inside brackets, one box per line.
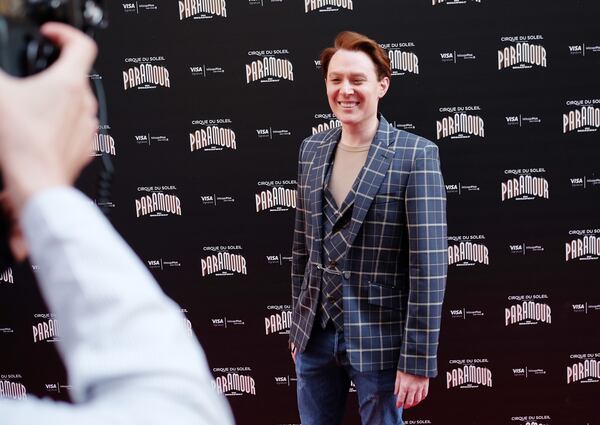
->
[0, 188, 234, 425]
[291, 139, 309, 311]
[398, 142, 448, 378]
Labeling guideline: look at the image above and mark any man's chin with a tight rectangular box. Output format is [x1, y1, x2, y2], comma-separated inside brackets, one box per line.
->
[334, 111, 360, 125]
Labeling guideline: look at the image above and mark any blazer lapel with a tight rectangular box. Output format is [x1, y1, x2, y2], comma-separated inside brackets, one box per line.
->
[308, 127, 341, 246]
[345, 117, 395, 248]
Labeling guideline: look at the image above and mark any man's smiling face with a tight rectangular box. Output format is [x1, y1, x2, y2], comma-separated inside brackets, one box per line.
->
[325, 49, 389, 128]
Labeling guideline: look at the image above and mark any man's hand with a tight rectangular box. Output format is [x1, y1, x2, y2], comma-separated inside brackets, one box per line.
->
[394, 370, 429, 409]
[0, 22, 98, 215]
[290, 342, 297, 364]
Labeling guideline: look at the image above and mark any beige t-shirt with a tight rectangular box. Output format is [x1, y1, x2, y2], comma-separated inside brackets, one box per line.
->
[328, 142, 370, 208]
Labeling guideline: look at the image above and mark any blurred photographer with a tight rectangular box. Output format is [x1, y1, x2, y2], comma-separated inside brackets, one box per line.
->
[0, 22, 233, 425]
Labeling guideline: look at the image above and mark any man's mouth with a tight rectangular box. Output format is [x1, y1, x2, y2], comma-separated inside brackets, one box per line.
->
[338, 101, 359, 108]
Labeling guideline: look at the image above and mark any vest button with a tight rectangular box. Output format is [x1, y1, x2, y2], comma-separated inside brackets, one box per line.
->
[329, 260, 337, 267]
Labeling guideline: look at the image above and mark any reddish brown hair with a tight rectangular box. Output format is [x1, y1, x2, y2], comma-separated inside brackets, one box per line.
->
[320, 31, 391, 81]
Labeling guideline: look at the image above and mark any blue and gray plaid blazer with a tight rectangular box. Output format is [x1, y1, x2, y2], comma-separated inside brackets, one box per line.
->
[290, 116, 447, 377]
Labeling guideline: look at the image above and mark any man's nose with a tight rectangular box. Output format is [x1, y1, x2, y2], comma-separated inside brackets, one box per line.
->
[341, 80, 353, 95]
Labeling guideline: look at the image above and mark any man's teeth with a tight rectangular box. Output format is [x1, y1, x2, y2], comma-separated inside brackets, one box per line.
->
[339, 102, 358, 107]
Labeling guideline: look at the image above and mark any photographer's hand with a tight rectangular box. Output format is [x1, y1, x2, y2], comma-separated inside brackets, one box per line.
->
[0, 22, 98, 215]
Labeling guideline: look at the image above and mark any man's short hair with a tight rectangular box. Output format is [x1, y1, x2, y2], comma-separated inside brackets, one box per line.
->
[320, 31, 391, 81]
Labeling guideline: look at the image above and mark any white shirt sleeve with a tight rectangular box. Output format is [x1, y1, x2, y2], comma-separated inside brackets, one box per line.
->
[0, 187, 234, 425]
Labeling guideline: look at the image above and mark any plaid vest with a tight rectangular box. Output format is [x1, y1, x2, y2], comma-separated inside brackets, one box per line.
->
[318, 163, 361, 330]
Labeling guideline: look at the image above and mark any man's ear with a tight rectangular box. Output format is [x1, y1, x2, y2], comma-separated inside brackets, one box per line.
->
[9, 225, 27, 262]
[0, 193, 27, 262]
[378, 76, 390, 98]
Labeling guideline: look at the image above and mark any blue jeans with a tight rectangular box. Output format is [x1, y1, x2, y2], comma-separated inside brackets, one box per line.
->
[295, 322, 404, 425]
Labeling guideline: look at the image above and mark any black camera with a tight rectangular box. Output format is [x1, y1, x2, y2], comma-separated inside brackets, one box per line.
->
[0, 0, 107, 273]
[0, 0, 105, 76]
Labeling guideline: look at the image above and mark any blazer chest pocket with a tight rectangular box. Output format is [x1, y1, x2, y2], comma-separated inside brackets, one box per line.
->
[372, 192, 402, 206]
[371, 192, 403, 223]
[368, 280, 401, 310]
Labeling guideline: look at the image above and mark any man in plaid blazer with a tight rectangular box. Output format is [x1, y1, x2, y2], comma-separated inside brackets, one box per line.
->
[290, 32, 447, 425]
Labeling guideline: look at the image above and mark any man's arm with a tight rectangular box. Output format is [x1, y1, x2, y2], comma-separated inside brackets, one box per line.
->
[0, 22, 233, 425]
[396, 142, 448, 408]
[0, 187, 233, 425]
[290, 139, 309, 361]
[291, 139, 309, 309]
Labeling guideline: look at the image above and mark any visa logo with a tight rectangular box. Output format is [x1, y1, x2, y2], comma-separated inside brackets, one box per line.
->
[512, 368, 525, 374]
[314, 60, 321, 66]
[135, 135, 147, 141]
[571, 178, 583, 184]
[190, 66, 203, 72]
[572, 304, 585, 310]
[266, 256, 279, 261]
[510, 245, 523, 250]
[274, 377, 287, 383]
[450, 310, 463, 315]
[123, 3, 135, 9]
[211, 318, 224, 324]
[506, 116, 519, 123]
[256, 129, 269, 135]
[45, 384, 58, 389]
[440, 53, 454, 59]
[147, 260, 160, 266]
[568, 45, 582, 52]
[201, 196, 214, 202]
[445, 184, 458, 190]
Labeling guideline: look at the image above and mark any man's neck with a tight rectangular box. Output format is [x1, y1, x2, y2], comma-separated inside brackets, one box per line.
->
[340, 115, 379, 147]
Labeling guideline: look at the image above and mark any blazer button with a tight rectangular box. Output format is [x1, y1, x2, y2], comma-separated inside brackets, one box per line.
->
[329, 260, 337, 267]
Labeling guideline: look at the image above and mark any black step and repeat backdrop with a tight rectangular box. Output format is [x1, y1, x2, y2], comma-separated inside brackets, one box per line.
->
[1, 1, 600, 424]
